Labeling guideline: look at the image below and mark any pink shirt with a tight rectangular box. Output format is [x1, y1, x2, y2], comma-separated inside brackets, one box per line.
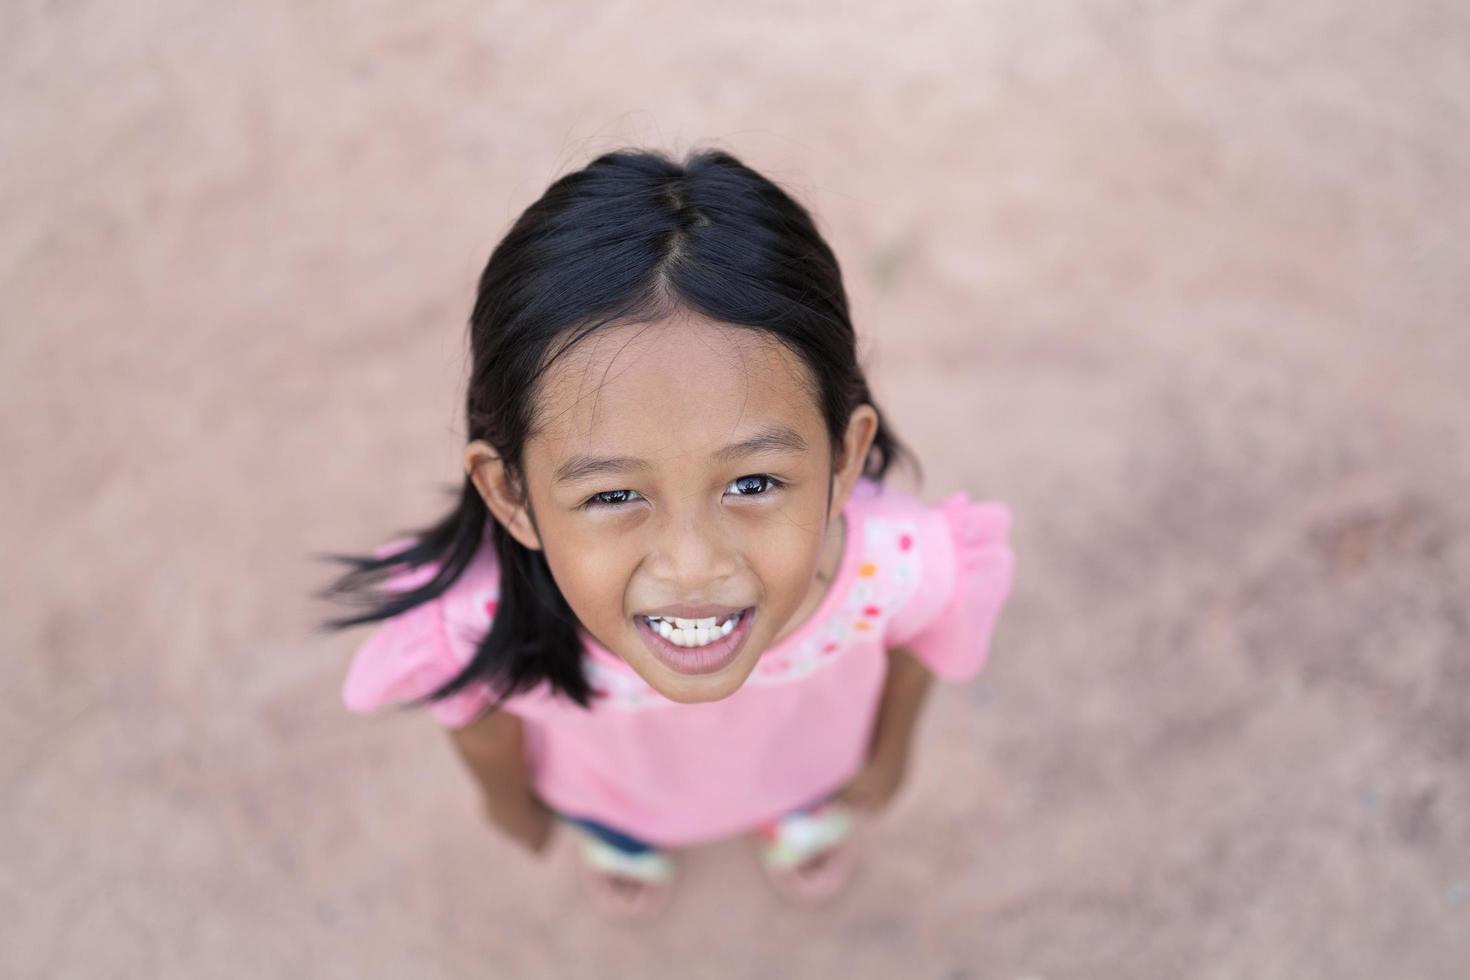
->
[341, 477, 1015, 848]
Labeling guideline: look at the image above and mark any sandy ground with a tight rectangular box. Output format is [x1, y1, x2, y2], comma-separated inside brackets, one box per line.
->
[4, 2, 1469, 977]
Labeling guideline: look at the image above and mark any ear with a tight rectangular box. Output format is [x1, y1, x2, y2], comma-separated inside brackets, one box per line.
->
[464, 440, 543, 551]
[827, 404, 879, 523]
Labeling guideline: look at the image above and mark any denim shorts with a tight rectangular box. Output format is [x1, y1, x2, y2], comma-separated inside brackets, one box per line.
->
[558, 814, 661, 854]
[557, 790, 837, 855]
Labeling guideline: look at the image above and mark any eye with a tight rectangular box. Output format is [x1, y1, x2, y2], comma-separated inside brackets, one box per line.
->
[581, 488, 644, 510]
[726, 474, 785, 498]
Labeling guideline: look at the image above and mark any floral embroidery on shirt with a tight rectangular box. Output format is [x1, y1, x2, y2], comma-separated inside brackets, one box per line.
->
[584, 656, 665, 709]
[469, 586, 498, 633]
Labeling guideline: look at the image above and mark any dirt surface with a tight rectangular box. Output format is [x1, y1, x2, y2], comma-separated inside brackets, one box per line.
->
[5, 2, 1469, 977]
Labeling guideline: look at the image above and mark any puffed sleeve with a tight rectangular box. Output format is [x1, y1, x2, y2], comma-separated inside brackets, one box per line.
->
[886, 494, 1015, 681]
[339, 546, 497, 729]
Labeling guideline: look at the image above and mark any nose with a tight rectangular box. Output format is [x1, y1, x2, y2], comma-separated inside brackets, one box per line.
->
[645, 503, 739, 594]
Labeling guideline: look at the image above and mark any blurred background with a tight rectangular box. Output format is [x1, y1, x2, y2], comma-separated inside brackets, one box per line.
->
[5, 1, 1469, 977]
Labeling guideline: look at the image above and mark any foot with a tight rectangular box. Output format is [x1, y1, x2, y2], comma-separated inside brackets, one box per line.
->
[579, 865, 674, 921]
[793, 846, 839, 879]
[766, 839, 855, 903]
[574, 835, 676, 923]
[750, 802, 858, 904]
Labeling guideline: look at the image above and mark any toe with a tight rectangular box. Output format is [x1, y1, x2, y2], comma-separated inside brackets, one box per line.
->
[611, 874, 644, 900]
[796, 849, 831, 878]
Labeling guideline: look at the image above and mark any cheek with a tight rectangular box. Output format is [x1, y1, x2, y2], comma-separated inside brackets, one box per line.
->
[542, 532, 632, 616]
[747, 515, 826, 592]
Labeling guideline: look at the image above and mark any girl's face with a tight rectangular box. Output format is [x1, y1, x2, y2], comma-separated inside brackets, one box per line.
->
[467, 314, 877, 704]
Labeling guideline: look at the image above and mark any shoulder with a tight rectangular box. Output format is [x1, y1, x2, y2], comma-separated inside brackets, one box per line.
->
[371, 530, 504, 662]
[853, 481, 1013, 641]
[437, 531, 505, 657]
[852, 478, 1010, 564]
[341, 529, 510, 727]
[837, 479, 945, 632]
[845, 477, 949, 579]
[873, 484, 1015, 681]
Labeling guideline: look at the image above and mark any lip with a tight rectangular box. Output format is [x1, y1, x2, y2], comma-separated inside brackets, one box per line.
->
[635, 603, 748, 619]
[634, 608, 755, 677]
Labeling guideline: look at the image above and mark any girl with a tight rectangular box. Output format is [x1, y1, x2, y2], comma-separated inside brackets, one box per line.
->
[319, 147, 1015, 923]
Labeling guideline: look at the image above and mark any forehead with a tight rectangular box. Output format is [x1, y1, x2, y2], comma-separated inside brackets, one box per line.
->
[528, 315, 822, 459]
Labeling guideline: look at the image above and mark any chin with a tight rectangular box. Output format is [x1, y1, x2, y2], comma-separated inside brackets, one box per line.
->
[639, 654, 757, 704]
[653, 679, 739, 704]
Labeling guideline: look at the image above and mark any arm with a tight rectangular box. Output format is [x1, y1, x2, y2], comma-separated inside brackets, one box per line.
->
[447, 708, 554, 853]
[868, 646, 935, 767]
[834, 646, 935, 812]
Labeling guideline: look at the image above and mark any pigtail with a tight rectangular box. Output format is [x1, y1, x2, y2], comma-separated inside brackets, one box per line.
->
[314, 478, 485, 628]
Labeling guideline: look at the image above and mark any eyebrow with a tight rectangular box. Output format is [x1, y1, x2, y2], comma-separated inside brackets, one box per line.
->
[552, 424, 810, 486]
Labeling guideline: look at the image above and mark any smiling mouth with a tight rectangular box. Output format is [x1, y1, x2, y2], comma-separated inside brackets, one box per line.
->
[637, 610, 748, 647]
[633, 608, 756, 677]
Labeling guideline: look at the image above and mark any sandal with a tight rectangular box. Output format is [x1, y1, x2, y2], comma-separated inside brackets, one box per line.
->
[749, 800, 857, 904]
[573, 831, 677, 923]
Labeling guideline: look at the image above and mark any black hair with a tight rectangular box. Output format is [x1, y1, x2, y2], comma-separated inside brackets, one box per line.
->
[315, 146, 920, 713]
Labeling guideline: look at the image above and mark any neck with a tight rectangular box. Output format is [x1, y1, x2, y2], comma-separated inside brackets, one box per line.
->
[818, 512, 846, 582]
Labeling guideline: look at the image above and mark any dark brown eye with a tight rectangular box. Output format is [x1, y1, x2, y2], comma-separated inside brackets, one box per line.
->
[583, 488, 642, 509]
[728, 475, 784, 497]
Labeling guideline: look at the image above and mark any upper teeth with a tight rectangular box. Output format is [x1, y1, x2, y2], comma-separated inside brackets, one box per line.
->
[643, 612, 743, 647]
